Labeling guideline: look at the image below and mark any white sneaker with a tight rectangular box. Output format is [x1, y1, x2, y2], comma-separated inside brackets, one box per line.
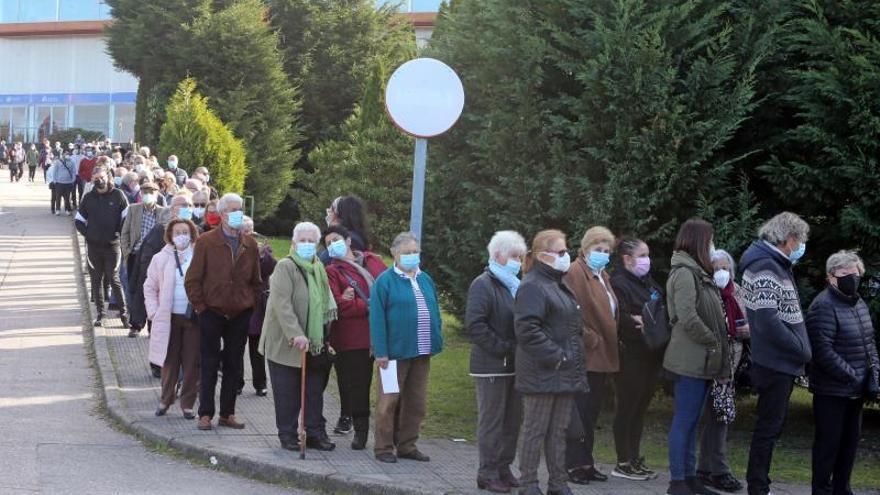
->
[65, 211, 71, 216]
[54, 212, 61, 216]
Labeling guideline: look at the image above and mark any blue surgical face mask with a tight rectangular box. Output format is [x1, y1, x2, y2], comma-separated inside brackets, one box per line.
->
[113, 177, 123, 187]
[168, 161, 178, 169]
[789, 242, 806, 263]
[502, 259, 522, 276]
[178, 207, 193, 221]
[399, 253, 421, 271]
[328, 239, 347, 259]
[296, 242, 317, 259]
[587, 251, 611, 271]
[226, 210, 244, 229]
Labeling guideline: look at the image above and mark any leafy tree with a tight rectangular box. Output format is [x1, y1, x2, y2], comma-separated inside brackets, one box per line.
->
[47, 128, 105, 145]
[158, 78, 247, 195]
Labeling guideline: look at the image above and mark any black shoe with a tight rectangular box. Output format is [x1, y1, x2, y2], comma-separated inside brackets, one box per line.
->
[93, 317, 103, 327]
[668, 480, 695, 495]
[375, 452, 397, 463]
[255, 388, 268, 397]
[705, 473, 743, 493]
[150, 364, 162, 379]
[351, 430, 368, 450]
[634, 457, 658, 479]
[334, 415, 353, 434]
[155, 406, 167, 417]
[611, 463, 651, 481]
[547, 487, 574, 495]
[584, 466, 608, 482]
[306, 436, 336, 451]
[120, 314, 130, 329]
[567, 469, 590, 485]
[280, 439, 300, 451]
[183, 411, 196, 420]
[687, 476, 722, 495]
[398, 449, 430, 462]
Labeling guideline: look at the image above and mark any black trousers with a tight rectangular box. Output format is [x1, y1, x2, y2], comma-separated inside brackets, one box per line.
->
[54, 183, 73, 212]
[566, 371, 610, 469]
[238, 334, 267, 391]
[87, 243, 127, 319]
[198, 309, 250, 419]
[75, 177, 84, 207]
[812, 394, 863, 495]
[613, 352, 662, 463]
[267, 358, 331, 442]
[334, 349, 373, 430]
[746, 363, 795, 495]
[9, 163, 18, 181]
[28, 164, 36, 180]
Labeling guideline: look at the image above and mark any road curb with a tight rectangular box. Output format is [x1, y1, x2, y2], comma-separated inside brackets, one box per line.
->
[71, 228, 443, 495]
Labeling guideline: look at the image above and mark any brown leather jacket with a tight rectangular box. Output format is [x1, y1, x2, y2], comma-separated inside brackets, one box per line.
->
[184, 227, 261, 319]
[563, 256, 620, 373]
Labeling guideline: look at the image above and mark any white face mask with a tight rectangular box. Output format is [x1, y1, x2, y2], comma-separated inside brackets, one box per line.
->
[545, 251, 571, 273]
[714, 269, 731, 289]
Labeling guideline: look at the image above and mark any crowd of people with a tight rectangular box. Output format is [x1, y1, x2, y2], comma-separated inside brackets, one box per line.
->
[8, 139, 876, 495]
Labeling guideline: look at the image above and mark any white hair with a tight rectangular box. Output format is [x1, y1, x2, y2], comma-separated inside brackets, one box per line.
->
[826, 250, 865, 276]
[487, 230, 527, 261]
[390, 232, 419, 255]
[758, 212, 809, 245]
[139, 146, 150, 157]
[217, 193, 243, 213]
[242, 215, 255, 235]
[292, 221, 320, 242]
[711, 248, 736, 275]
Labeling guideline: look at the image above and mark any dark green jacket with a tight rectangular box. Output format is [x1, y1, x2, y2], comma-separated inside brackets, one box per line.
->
[663, 251, 730, 379]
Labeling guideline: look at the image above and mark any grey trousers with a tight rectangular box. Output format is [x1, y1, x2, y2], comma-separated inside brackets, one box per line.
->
[699, 341, 743, 476]
[475, 376, 522, 480]
[519, 393, 574, 491]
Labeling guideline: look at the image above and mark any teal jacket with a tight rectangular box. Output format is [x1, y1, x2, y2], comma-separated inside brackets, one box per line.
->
[369, 267, 444, 360]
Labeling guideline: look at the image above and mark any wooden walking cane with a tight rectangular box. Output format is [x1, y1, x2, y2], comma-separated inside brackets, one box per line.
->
[298, 349, 307, 460]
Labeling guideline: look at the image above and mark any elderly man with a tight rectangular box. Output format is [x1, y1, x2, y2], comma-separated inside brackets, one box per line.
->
[166, 154, 189, 187]
[185, 193, 261, 431]
[191, 190, 209, 225]
[120, 181, 167, 337]
[740, 212, 813, 495]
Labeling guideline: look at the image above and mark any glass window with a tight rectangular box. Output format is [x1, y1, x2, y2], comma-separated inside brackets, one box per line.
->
[60, 0, 111, 21]
[11, 106, 27, 142]
[18, 0, 57, 23]
[53, 106, 68, 133]
[72, 105, 109, 136]
[0, 107, 10, 141]
[113, 104, 135, 143]
[36, 106, 67, 141]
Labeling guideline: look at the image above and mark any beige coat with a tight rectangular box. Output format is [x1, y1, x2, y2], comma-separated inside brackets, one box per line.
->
[120, 203, 167, 259]
[258, 258, 310, 368]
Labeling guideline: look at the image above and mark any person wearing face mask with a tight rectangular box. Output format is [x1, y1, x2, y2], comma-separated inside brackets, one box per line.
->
[203, 200, 221, 232]
[120, 181, 167, 338]
[320, 196, 371, 266]
[609, 237, 664, 481]
[49, 151, 77, 215]
[77, 147, 98, 200]
[740, 212, 812, 495]
[75, 166, 130, 329]
[166, 154, 189, 187]
[143, 218, 202, 420]
[563, 226, 618, 486]
[663, 219, 730, 495]
[26, 143, 39, 182]
[10, 142, 25, 182]
[806, 250, 878, 495]
[191, 191, 209, 224]
[259, 222, 338, 452]
[697, 249, 750, 493]
[185, 193, 261, 431]
[465, 231, 527, 493]
[240, 216, 276, 398]
[514, 230, 587, 495]
[120, 172, 141, 204]
[369, 232, 443, 464]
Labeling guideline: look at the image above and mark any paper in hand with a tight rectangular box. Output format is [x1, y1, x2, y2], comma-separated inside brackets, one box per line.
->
[380, 360, 399, 394]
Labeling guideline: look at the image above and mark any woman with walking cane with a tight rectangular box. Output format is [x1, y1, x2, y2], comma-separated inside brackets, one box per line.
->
[259, 222, 338, 453]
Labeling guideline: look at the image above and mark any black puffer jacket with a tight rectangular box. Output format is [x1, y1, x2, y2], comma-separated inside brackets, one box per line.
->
[610, 267, 664, 357]
[466, 270, 516, 376]
[514, 262, 588, 395]
[806, 285, 879, 398]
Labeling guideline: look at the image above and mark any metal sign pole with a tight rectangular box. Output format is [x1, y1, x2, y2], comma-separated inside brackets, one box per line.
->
[409, 138, 428, 242]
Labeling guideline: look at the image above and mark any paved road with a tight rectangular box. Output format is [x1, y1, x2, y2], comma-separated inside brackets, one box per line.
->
[0, 178, 302, 494]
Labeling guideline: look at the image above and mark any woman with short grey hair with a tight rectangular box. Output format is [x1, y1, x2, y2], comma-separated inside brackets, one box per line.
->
[806, 250, 878, 495]
[465, 231, 527, 492]
[369, 232, 444, 463]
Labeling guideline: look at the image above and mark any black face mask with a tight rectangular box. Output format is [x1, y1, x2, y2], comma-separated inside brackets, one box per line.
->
[836, 274, 861, 297]
[93, 180, 106, 190]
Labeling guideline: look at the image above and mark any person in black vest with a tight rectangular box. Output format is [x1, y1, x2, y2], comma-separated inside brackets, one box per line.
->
[75, 166, 130, 328]
[806, 250, 878, 495]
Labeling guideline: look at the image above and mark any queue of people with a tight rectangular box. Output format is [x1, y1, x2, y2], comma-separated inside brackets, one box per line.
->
[62, 157, 878, 495]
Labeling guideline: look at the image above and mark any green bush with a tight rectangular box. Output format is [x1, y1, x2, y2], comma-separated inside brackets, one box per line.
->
[158, 78, 247, 195]
[47, 128, 105, 145]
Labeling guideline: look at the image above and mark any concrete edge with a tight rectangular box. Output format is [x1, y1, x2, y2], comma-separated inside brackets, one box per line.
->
[70, 227, 446, 495]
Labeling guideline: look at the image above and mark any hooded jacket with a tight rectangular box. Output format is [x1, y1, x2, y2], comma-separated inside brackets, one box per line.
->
[740, 241, 812, 376]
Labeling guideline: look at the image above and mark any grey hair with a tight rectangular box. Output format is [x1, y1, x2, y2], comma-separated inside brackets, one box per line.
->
[242, 215, 255, 235]
[122, 171, 139, 185]
[826, 250, 865, 276]
[487, 230, 527, 261]
[217, 193, 243, 213]
[711, 248, 736, 275]
[758, 212, 809, 245]
[139, 146, 150, 157]
[390, 232, 420, 255]
[292, 221, 320, 241]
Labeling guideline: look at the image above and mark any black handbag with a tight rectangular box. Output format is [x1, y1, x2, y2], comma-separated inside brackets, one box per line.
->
[173, 249, 199, 325]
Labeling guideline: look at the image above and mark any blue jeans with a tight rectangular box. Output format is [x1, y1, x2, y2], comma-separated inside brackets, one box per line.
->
[669, 376, 709, 481]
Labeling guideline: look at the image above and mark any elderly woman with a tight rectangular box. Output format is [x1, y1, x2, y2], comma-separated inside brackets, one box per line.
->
[121, 171, 141, 204]
[515, 230, 588, 495]
[259, 222, 338, 452]
[369, 232, 443, 463]
[664, 219, 730, 495]
[609, 237, 663, 480]
[697, 249, 750, 492]
[465, 231, 528, 493]
[564, 226, 618, 485]
[806, 251, 878, 495]
[143, 218, 201, 419]
[203, 199, 221, 232]
[323, 225, 387, 449]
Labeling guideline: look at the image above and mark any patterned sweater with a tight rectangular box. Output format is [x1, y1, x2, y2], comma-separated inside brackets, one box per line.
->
[740, 241, 812, 376]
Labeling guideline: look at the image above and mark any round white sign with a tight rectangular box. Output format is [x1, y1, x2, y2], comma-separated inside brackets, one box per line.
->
[385, 58, 465, 138]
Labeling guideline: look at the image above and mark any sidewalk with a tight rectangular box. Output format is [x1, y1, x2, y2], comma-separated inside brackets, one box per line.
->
[74, 223, 818, 495]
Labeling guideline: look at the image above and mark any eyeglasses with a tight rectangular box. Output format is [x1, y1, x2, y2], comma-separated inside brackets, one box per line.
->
[193, 203, 207, 207]
[542, 250, 568, 257]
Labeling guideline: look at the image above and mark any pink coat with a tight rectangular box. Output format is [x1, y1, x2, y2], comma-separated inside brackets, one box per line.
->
[143, 244, 188, 366]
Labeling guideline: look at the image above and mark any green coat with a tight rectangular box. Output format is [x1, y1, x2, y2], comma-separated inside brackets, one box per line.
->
[259, 258, 310, 368]
[663, 251, 730, 380]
